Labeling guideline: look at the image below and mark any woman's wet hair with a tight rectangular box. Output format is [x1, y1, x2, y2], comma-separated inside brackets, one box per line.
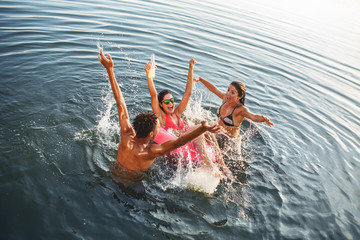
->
[132, 112, 158, 138]
[230, 81, 246, 105]
[158, 89, 172, 111]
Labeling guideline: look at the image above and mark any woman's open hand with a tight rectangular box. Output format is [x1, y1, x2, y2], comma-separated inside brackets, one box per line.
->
[263, 115, 274, 127]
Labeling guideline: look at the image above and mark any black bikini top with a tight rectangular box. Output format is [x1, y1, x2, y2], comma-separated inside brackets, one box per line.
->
[217, 103, 240, 127]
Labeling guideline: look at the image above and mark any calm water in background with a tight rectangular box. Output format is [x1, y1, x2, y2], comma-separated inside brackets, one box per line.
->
[1, 0, 360, 239]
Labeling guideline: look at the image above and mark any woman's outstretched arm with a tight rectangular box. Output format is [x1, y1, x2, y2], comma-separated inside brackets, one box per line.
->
[239, 107, 274, 127]
[194, 77, 224, 99]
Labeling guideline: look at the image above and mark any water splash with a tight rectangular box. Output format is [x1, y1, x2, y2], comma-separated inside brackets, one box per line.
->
[151, 94, 259, 194]
[95, 89, 120, 150]
[182, 168, 221, 193]
[183, 94, 218, 125]
[75, 81, 258, 195]
[75, 87, 119, 150]
[96, 39, 102, 51]
[74, 86, 120, 174]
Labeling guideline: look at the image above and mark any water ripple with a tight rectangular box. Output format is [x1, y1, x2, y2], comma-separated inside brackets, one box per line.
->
[1, 0, 360, 239]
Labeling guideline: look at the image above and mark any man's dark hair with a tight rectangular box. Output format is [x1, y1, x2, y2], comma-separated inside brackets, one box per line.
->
[132, 112, 158, 138]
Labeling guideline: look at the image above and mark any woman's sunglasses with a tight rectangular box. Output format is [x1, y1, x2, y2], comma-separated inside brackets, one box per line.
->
[162, 98, 175, 105]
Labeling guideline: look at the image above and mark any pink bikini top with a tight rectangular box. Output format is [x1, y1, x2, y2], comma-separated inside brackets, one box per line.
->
[164, 113, 184, 130]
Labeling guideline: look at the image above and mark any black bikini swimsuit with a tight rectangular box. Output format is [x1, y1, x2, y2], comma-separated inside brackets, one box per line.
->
[217, 103, 240, 127]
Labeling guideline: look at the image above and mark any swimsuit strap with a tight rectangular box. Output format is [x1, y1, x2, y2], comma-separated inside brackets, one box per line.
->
[174, 113, 184, 129]
[218, 103, 239, 118]
[217, 103, 225, 116]
[230, 104, 240, 114]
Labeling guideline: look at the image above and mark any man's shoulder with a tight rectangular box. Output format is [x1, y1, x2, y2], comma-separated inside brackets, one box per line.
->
[124, 141, 161, 159]
[147, 142, 162, 154]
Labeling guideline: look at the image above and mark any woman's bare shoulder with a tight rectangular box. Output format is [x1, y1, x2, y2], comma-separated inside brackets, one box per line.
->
[234, 105, 248, 116]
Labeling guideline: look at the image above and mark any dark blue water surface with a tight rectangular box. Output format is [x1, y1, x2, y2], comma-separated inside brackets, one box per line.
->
[1, 0, 360, 239]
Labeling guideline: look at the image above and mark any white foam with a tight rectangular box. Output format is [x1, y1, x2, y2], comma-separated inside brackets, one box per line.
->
[184, 168, 221, 194]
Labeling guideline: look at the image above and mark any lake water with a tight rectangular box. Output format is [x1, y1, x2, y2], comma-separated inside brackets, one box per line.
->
[1, 0, 359, 239]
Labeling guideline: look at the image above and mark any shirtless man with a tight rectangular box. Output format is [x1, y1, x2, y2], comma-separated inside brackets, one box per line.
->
[98, 49, 221, 172]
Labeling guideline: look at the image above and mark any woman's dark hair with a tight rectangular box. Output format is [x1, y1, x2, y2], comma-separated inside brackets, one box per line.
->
[230, 81, 246, 105]
[132, 112, 158, 138]
[158, 89, 172, 111]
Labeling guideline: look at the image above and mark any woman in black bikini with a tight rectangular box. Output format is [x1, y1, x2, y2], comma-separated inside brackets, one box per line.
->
[194, 77, 274, 139]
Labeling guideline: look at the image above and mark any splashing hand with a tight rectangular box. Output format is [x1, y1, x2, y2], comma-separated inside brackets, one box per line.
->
[98, 48, 113, 70]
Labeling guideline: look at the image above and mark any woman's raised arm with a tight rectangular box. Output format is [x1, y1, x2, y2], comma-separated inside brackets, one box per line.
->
[176, 58, 196, 116]
[145, 62, 162, 118]
[194, 77, 224, 99]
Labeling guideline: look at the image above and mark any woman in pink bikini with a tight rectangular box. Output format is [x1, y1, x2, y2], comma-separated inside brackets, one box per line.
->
[144, 59, 231, 178]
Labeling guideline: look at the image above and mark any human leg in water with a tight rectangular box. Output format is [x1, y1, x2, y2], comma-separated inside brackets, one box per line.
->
[193, 134, 223, 178]
[204, 132, 233, 180]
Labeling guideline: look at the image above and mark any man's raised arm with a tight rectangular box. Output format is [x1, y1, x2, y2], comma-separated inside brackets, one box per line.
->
[98, 49, 134, 135]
